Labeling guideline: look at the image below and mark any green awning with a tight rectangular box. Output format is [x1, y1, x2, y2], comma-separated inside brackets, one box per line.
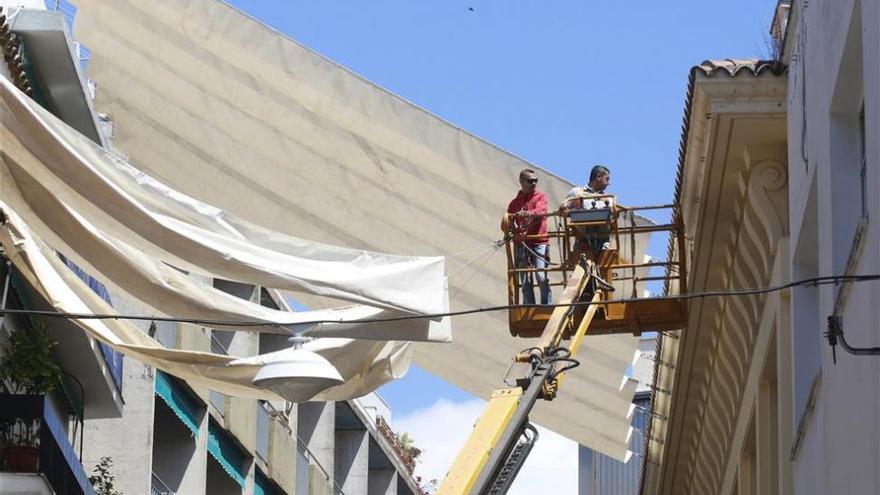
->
[154, 370, 202, 435]
[254, 469, 283, 495]
[208, 420, 248, 487]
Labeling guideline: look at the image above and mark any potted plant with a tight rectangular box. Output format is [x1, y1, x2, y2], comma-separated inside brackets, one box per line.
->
[0, 322, 62, 472]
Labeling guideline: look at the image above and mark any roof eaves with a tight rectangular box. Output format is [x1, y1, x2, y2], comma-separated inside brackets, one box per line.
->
[670, 58, 787, 237]
[641, 57, 787, 495]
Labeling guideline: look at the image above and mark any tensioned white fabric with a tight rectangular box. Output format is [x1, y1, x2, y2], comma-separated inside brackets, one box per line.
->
[0, 206, 412, 401]
[63, 0, 648, 460]
[1, 74, 446, 317]
[0, 76, 450, 343]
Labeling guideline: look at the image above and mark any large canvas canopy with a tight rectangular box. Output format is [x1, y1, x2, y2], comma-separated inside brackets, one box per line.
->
[58, 0, 645, 460]
[0, 205, 414, 402]
[0, 74, 451, 400]
[0, 76, 450, 342]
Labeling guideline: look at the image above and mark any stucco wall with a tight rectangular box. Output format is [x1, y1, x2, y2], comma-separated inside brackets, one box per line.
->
[786, 1, 880, 494]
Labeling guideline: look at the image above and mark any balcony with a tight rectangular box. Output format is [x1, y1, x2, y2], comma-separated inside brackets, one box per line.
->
[151, 471, 176, 495]
[0, 394, 96, 495]
[8, 6, 106, 146]
[208, 332, 230, 417]
[6, 263, 123, 419]
[152, 371, 204, 494]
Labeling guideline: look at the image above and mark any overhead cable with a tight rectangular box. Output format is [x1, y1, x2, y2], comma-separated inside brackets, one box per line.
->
[1, 274, 878, 329]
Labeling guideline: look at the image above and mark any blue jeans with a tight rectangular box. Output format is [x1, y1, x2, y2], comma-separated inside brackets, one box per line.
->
[516, 244, 552, 305]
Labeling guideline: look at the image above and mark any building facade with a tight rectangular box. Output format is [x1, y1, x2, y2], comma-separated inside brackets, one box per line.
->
[642, 1, 880, 494]
[0, 2, 122, 494]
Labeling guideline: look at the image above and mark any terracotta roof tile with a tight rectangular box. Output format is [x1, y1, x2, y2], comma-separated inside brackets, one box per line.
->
[695, 58, 787, 78]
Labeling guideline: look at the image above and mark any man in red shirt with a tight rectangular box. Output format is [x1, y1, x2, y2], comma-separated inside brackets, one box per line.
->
[504, 168, 552, 305]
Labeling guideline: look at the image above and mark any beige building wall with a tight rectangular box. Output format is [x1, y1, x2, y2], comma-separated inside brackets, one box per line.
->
[785, 1, 880, 494]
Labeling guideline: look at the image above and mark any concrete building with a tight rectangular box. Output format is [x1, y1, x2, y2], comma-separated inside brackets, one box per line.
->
[0, 2, 427, 494]
[84, 290, 426, 495]
[0, 2, 121, 494]
[641, 1, 880, 494]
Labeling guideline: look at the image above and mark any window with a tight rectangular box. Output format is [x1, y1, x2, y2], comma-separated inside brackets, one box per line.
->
[791, 177, 820, 428]
[828, 2, 865, 275]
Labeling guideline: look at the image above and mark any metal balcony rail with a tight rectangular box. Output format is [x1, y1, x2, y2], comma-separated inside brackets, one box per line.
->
[256, 401, 269, 463]
[210, 333, 229, 355]
[294, 431, 357, 495]
[0, 394, 97, 495]
[59, 256, 125, 392]
[375, 415, 417, 473]
[150, 471, 175, 495]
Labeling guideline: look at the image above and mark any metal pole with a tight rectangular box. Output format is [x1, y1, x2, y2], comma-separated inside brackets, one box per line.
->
[0, 260, 11, 333]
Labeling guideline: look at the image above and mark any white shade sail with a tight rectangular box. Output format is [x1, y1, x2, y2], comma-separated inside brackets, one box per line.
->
[0, 76, 450, 343]
[0, 206, 412, 401]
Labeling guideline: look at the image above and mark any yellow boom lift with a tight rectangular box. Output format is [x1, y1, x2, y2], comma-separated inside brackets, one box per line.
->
[438, 195, 688, 494]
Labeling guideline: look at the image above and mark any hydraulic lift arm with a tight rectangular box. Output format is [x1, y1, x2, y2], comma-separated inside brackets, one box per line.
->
[437, 262, 604, 495]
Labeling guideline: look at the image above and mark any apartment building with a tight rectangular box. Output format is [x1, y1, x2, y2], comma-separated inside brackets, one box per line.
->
[0, 2, 120, 494]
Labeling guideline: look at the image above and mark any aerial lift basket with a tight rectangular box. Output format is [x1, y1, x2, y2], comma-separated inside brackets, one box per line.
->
[501, 195, 688, 337]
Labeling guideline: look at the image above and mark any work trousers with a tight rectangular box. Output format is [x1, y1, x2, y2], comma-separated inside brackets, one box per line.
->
[515, 243, 552, 305]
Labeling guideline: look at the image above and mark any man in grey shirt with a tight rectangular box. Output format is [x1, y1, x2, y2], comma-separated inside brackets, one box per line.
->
[563, 165, 612, 263]
[565, 164, 611, 206]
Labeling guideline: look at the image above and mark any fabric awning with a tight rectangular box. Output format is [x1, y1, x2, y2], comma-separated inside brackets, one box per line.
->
[254, 469, 283, 495]
[0, 205, 413, 401]
[0, 76, 450, 343]
[208, 419, 248, 487]
[1, 77, 446, 314]
[155, 370, 202, 435]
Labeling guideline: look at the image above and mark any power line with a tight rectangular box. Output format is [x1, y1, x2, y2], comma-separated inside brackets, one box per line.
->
[2, 274, 878, 329]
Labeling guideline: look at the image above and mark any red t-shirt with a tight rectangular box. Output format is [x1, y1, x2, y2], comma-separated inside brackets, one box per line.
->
[506, 190, 549, 245]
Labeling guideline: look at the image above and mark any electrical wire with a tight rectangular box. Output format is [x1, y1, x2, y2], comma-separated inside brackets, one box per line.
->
[2, 274, 878, 329]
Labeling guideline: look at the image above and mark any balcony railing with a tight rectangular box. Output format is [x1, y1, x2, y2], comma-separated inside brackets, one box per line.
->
[375, 415, 416, 473]
[208, 334, 229, 417]
[210, 333, 229, 355]
[256, 401, 269, 463]
[295, 435, 334, 495]
[0, 394, 96, 495]
[43, 0, 78, 32]
[150, 471, 175, 495]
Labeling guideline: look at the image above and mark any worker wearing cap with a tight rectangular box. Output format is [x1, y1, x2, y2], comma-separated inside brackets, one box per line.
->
[504, 168, 552, 305]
